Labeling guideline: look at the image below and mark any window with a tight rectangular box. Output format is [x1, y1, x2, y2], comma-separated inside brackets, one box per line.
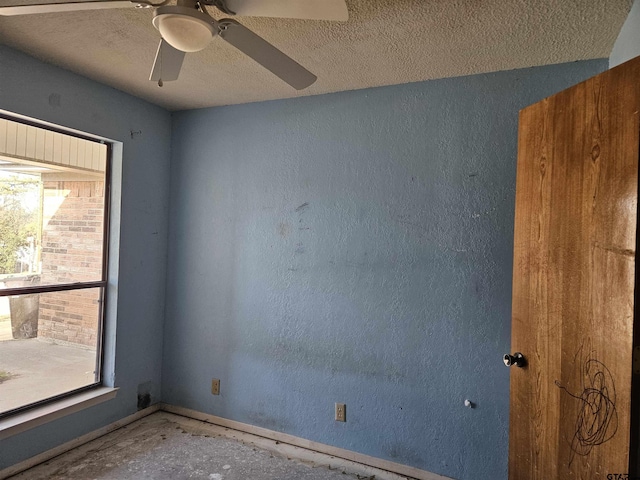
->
[0, 116, 110, 417]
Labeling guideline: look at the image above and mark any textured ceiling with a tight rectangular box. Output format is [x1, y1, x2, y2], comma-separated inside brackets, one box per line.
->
[0, 0, 633, 111]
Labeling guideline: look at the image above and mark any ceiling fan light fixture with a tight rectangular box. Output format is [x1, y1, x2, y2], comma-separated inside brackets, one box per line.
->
[153, 6, 215, 53]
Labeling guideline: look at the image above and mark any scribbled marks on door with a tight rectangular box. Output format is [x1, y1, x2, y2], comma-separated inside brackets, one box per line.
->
[555, 346, 618, 467]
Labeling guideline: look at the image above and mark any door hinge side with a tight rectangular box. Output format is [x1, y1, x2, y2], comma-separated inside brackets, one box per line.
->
[633, 346, 640, 374]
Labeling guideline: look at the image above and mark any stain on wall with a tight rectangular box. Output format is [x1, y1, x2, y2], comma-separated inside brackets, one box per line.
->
[137, 381, 155, 410]
[163, 59, 607, 480]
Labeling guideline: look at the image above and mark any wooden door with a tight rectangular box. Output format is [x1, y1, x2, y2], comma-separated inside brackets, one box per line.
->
[509, 56, 640, 479]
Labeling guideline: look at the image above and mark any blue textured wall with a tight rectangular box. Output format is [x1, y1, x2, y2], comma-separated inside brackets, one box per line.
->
[163, 60, 607, 480]
[0, 46, 171, 468]
[610, 0, 640, 68]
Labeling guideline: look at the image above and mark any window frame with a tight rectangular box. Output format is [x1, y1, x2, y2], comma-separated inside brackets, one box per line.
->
[0, 114, 112, 420]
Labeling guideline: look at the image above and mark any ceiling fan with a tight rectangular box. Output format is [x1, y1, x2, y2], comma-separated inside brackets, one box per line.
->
[0, 0, 349, 89]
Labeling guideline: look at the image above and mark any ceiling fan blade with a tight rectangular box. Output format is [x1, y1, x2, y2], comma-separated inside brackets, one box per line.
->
[149, 39, 185, 83]
[218, 19, 316, 90]
[223, 0, 348, 21]
[0, 1, 140, 16]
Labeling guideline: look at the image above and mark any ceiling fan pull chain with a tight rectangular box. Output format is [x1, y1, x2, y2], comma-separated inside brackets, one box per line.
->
[157, 40, 164, 87]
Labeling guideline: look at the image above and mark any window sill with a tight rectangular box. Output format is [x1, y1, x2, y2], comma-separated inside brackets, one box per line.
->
[0, 387, 119, 441]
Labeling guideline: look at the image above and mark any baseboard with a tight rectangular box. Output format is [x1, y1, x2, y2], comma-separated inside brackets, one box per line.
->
[0, 403, 160, 480]
[0, 402, 453, 480]
[160, 403, 453, 480]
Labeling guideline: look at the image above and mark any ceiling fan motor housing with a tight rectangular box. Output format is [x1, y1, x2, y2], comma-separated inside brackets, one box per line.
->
[152, 5, 217, 52]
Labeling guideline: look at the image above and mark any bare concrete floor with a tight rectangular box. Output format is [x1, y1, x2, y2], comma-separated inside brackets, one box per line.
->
[11, 412, 409, 480]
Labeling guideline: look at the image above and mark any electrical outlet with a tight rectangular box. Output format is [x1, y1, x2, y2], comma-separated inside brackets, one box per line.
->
[335, 403, 346, 422]
[211, 378, 220, 395]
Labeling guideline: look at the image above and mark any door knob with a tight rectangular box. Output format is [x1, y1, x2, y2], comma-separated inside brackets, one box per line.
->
[503, 352, 526, 368]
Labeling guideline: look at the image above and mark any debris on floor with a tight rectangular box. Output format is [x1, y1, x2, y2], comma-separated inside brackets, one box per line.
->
[10, 412, 411, 480]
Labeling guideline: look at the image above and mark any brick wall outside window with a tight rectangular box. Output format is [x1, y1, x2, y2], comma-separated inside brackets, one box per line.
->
[37, 179, 104, 347]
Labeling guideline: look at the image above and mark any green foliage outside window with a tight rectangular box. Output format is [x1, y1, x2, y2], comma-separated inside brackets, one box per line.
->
[0, 175, 39, 275]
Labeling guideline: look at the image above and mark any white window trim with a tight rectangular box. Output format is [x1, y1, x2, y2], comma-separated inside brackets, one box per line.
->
[0, 387, 118, 441]
[0, 109, 122, 435]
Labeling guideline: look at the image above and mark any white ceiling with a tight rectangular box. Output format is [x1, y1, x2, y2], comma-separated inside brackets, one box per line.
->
[0, 0, 633, 111]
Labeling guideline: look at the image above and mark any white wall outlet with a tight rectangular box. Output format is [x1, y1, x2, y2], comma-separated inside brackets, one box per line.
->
[335, 403, 346, 422]
[211, 378, 220, 395]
